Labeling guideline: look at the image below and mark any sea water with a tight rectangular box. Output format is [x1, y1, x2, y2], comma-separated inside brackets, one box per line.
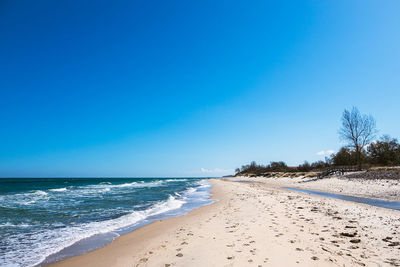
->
[0, 178, 214, 267]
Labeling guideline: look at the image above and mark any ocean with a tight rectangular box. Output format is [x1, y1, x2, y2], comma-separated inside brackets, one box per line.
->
[0, 178, 214, 267]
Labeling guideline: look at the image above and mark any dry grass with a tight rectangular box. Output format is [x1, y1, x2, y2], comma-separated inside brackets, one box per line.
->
[244, 171, 319, 179]
[369, 166, 400, 171]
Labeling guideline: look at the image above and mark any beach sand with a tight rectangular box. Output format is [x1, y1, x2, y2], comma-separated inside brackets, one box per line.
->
[48, 178, 400, 267]
[247, 174, 400, 201]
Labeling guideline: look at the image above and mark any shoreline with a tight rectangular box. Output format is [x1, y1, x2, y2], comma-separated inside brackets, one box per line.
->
[48, 178, 400, 267]
[46, 179, 224, 267]
[38, 179, 215, 267]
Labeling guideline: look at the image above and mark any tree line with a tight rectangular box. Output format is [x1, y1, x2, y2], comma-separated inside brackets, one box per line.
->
[235, 107, 400, 176]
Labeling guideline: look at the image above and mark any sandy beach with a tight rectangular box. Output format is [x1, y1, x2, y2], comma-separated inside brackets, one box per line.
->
[48, 177, 400, 267]
[245, 173, 400, 202]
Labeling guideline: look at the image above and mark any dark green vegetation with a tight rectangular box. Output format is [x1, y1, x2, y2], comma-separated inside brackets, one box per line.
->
[235, 107, 400, 176]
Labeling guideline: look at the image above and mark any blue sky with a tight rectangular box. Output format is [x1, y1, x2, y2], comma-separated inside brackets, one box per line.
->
[1, 0, 399, 177]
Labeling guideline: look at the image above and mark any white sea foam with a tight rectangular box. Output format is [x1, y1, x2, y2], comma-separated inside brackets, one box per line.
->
[0, 179, 213, 267]
[0, 222, 17, 228]
[0, 190, 51, 207]
[98, 188, 110, 193]
[127, 180, 165, 188]
[111, 182, 140, 188]
[194, 179, 212, 188]
[0, 222, 31, 228]
[33, 190, 48, 196]
[49, 188, 68, 192]
[1, 195, 187, 266]
[81, 180, 165, 192]
[18, 195, 182, 266]
[184, 187, 197, 194]
[165, 179, 189, 182]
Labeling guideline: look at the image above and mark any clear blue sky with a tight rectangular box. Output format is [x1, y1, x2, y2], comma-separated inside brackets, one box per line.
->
[1, 0, 399, 177]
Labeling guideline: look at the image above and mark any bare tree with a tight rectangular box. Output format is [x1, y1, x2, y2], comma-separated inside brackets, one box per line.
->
[339, 107, 377, 169]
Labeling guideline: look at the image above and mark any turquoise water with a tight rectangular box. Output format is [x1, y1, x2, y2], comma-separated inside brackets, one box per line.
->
[0, 178, 214, 267]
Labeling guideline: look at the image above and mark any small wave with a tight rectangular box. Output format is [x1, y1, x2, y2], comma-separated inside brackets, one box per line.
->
[180, 180, 213, 203]
[1, 195, 186, 267]
[22, 200, 36, 205]
[74, 181, 165, 195]
[106, 180, 165, 188]
[194, 180, 212, 189]
[184, 187, 197, 194]
[126, 180, 165, 188]
[0, 222, 31, 228]
[95, 180, 165, 189]
[0, 179, 213, 267]
[95, 187, 110, 194]
[0, 222, 16, 228]
[111, 182, 139, 188]
[165, 179, 189, 182]
[0, 190, 51, 207]
[49, 188, 67, 192]
[147, 195, 185, 216]
[33, 190, 48, 196]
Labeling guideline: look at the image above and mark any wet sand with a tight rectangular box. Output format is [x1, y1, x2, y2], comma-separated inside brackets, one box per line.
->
[48, 178, 400, 267]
